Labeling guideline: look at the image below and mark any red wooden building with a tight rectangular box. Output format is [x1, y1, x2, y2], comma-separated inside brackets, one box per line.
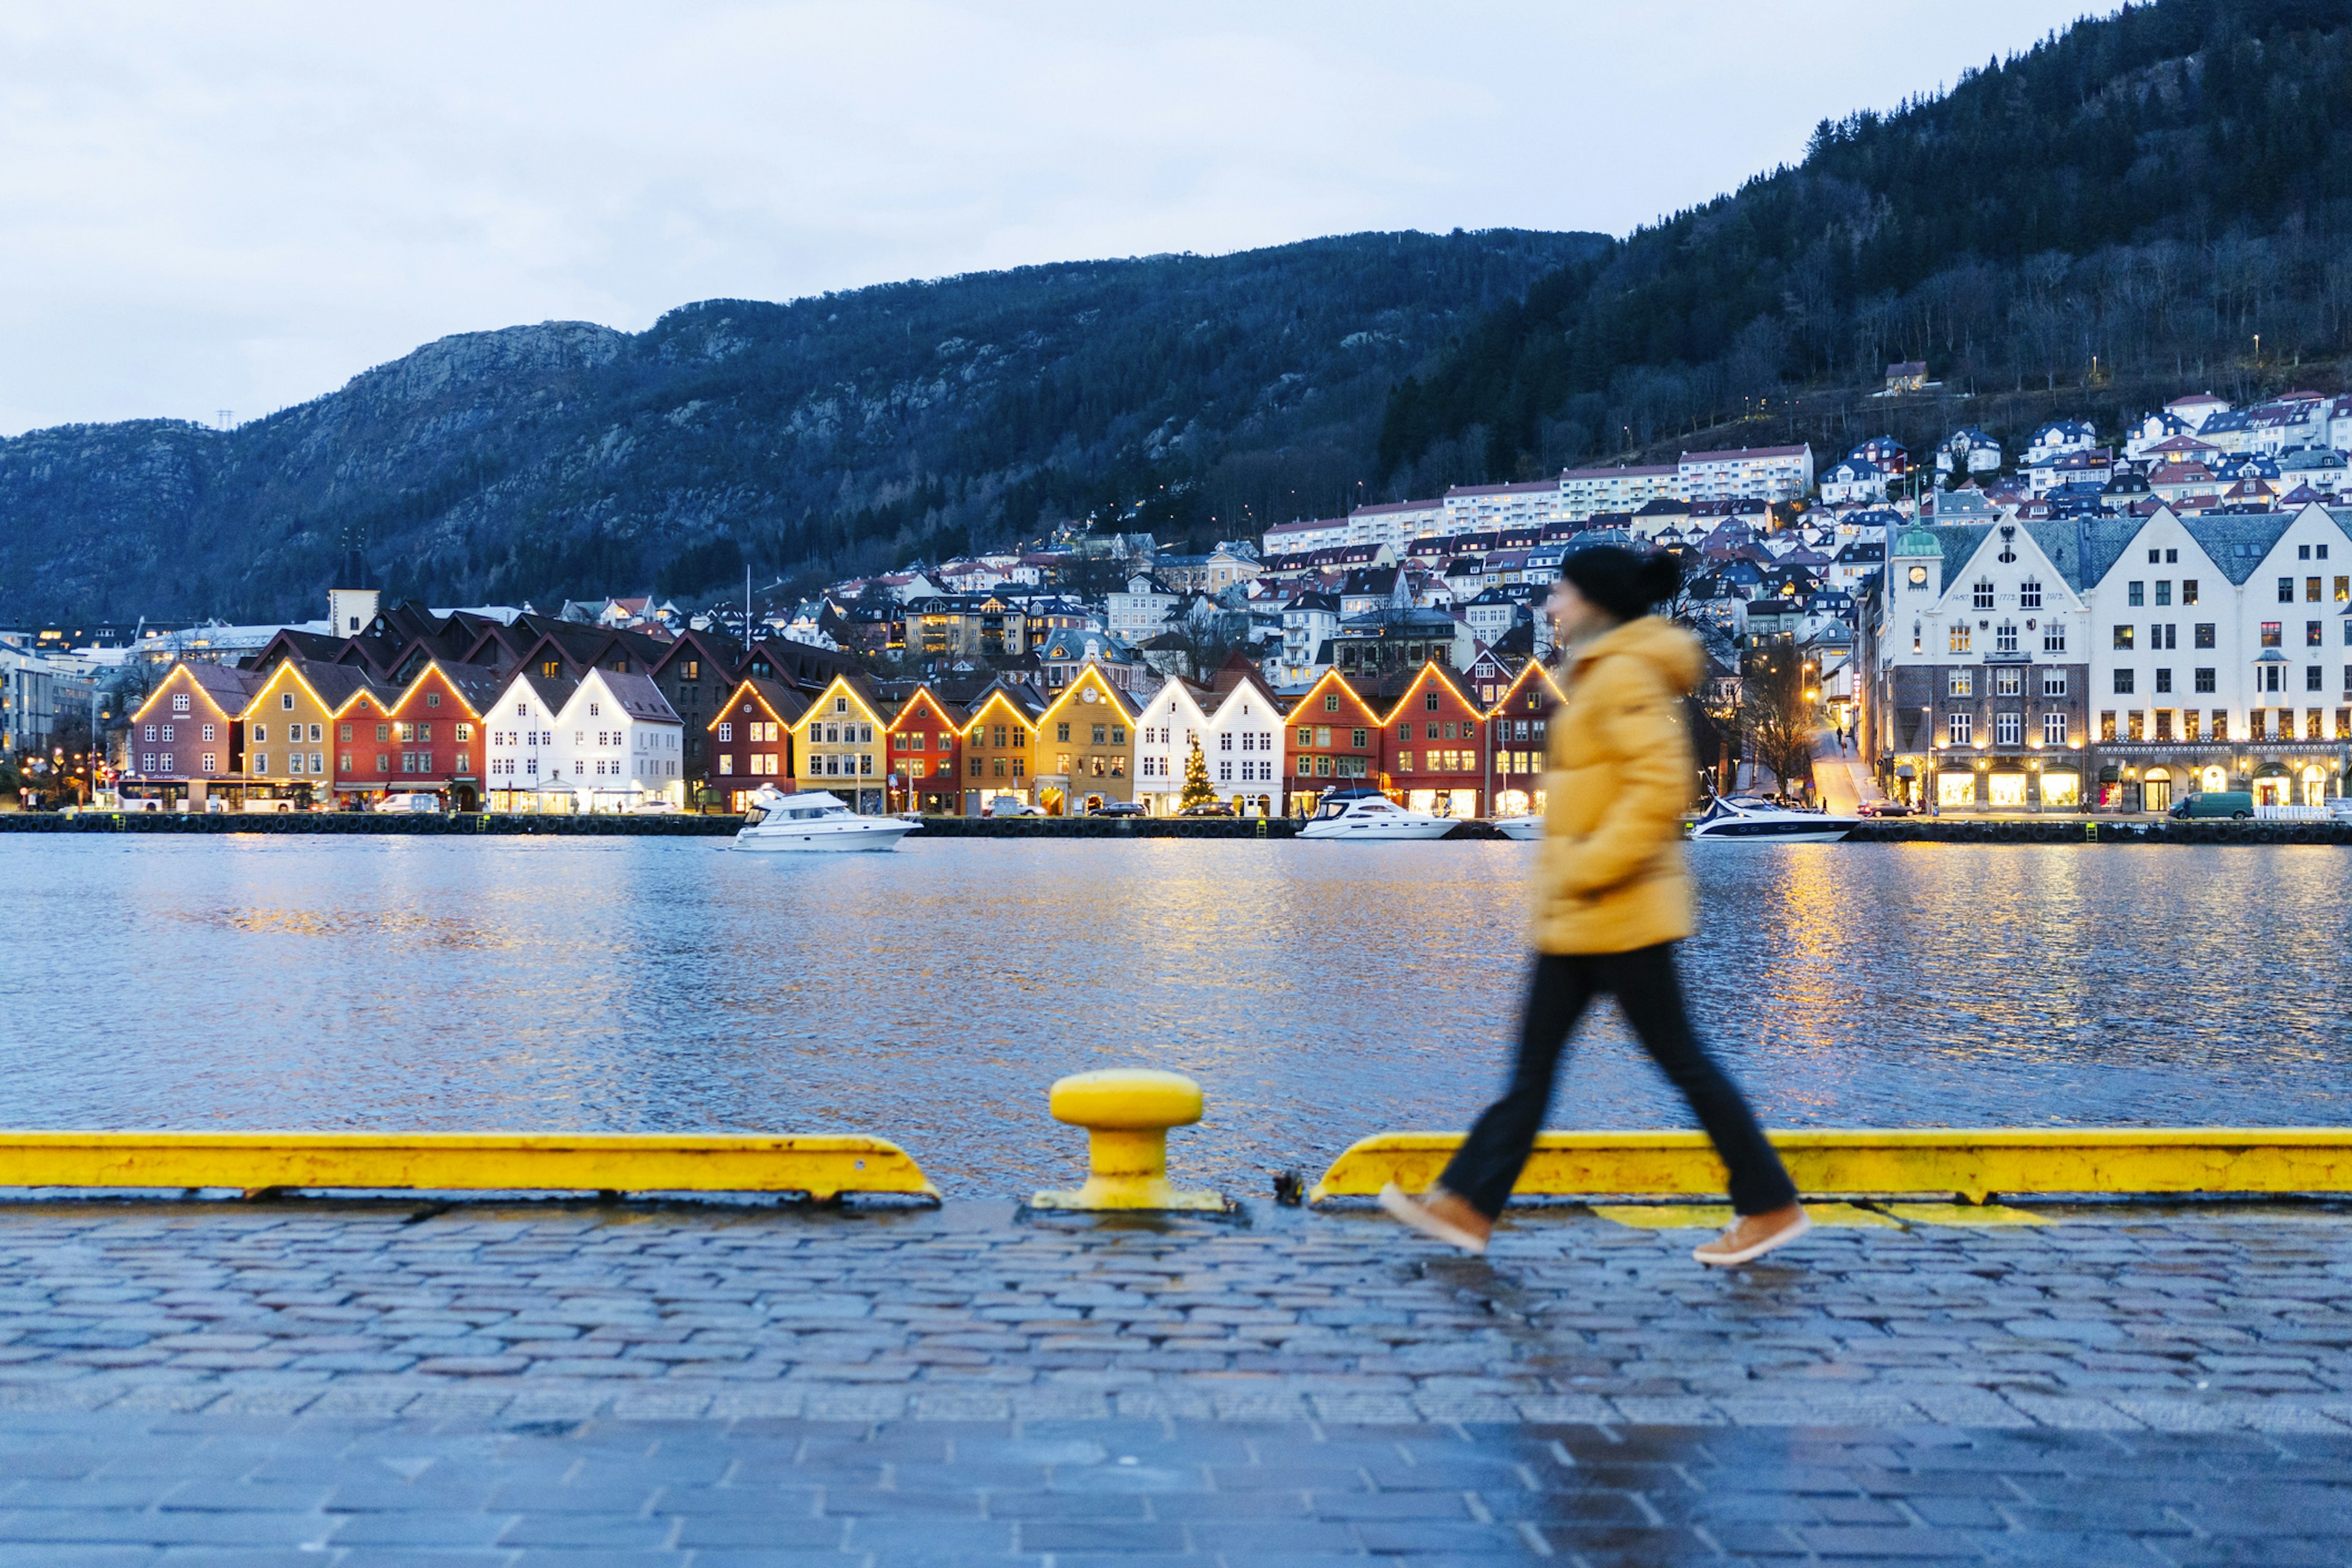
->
[1281, 669, 1384, 816]
[1484, 658, 1566, 818]
[333, 662, 502, 809]
[886, 685, 965, 815]
[1382, 662, 1488, 818]
[121, 664, 262, 807]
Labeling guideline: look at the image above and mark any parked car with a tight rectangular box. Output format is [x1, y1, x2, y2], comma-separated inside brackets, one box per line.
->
[1091, 801, 1147, 818]
[2170, 791, 2253, 820]
[375, 792, 443, 813]
[987, 796, 1046, 818]
[628, 801, 679, 814]
[1180, 802, 1235, 818]
[1855, 801, 1913, 818]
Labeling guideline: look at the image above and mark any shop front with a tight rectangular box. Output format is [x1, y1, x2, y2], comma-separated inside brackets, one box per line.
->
[1935, 769, 1975, 810]
[2037, 768, 2081, 810]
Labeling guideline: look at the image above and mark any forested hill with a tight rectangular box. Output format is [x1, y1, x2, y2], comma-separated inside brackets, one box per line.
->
[1379, 0, 2352, 491]
[0, 230, 1599, 624]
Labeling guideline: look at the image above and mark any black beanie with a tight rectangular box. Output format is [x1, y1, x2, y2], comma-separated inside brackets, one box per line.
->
[1558, 546, 1681, 622]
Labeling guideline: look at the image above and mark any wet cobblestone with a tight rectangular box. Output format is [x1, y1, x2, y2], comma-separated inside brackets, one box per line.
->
[0, 1200, 2346, 1561]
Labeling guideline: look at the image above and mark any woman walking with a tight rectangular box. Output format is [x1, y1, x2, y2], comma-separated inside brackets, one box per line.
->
[1381, 547, 1809, 1266]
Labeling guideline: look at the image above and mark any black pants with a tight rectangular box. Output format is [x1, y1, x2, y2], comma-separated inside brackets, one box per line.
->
[1439, 943, 1798, 1220]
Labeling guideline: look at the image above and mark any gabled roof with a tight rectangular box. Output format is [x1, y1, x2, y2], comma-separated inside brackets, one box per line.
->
[1035, 660, 1138, 725]
[960, 676, 1049, 730]
[794, 671, 891, 729]
[251, 658, 389, 715]
[492, 666, 579, 717]
[885, 684, 970, 730]
[390, 661, 503, 717]
[1378, 660, 1480, 722]
[1284, 667, 1384, 722]
[133, 661, 266, 723]
[578, 668, 682, 724]
[709, 676, 808, 733]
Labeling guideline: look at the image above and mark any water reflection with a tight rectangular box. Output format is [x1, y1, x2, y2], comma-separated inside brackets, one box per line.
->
[3, 837, 2346, 1195]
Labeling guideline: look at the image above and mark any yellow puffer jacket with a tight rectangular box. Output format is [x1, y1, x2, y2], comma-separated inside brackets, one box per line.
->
[1532, 616, 1703, 954]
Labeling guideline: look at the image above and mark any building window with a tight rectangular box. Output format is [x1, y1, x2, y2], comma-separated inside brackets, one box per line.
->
[2194, 668, 2215, 693]
[1947, 714, 1972, 745]
[2042, 712, 2069, 746]
[2155, 581, 2172, 606]
[2113, 625, 2133, 649]
[1324, 693, 1340, 712]
[172, 695, 189, 713]
[1973, 579, 1995, 610]
[2310, 621, 2326, 648]
[2114, 669, 2135, 694]
[253, 753, 268, 774]
[2278, 577, 2294, 603]
[2182, 579, 2198, 605]
[2127, 710, 2144, 742]
[200, 753, 216, 774]
[2041, 669, 2067, 696]
[1995, 623, 2018, 654]
[1948, 626, 1971, 655]
[1947, 670, 1972, 698]
[2211, 709, 2229, 741]
[2155, 668, 2173, 693]
[1996, 669, 2022, 696]
[2019, 580, 2042, 610]
[2193, 623, 2215, 648]
[1995, 712, 2022, 745]
[2261, 622, 2282, 647]
[2043, 625, 2066, 654]
[2310, 578, 2324, 603]
[2309, 666, 2326, 693]
[2127, 581, 2144, 606]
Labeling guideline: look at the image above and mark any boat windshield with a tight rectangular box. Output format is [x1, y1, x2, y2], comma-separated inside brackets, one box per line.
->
[1311, 799, 1351, 821]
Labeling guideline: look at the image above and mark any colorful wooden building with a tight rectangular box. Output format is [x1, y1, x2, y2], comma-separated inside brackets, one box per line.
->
[120, 664, 262, 808]
[1031, 660, 1136, 814]
[707, 677, 807, 813]
[1484, 658, 1566, 818]
[334, 662, 501, 810]
[1382, 662, 1488, 818]
[1281, 669, 1384, 816]
[241, 661, 382, 810]
[958, 678, 1045, 815]
[886, 685, 967, 815]
[790, 674, 889, 813]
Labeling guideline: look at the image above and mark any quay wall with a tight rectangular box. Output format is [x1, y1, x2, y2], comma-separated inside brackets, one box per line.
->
[0, 813, 2345, 844]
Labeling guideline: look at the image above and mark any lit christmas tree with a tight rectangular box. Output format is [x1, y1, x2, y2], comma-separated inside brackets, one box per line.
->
[1178, 741, 1217, 810]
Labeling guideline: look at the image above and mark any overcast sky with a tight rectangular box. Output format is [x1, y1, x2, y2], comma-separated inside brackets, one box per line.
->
[1, 2, 2105, 437]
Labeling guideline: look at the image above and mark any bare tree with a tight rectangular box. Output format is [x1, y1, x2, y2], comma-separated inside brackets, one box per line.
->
[1738, 649, 1819, 796]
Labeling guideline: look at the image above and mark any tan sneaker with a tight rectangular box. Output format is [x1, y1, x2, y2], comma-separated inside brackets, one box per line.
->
[1692, 1203, 1811, 1267]
[1377, 1182, 1493, 1254]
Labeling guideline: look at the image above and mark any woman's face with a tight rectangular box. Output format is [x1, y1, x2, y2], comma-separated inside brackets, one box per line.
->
[1548, 579, 1615, 644]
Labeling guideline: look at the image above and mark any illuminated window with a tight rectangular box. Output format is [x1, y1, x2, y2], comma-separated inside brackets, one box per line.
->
[2042, 713, 2068, 745]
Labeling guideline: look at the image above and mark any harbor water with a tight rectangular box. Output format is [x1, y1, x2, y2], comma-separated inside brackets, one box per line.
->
[4, 837, 2346, 1196]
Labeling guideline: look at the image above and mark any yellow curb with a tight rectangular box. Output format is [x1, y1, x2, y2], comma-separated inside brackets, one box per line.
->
[0, 1131, 937, 1200]
[1309, 1128, 2352, 1205]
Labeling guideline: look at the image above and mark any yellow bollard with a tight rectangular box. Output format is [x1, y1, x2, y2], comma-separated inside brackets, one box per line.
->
[1030, 1069, 1226, 1212]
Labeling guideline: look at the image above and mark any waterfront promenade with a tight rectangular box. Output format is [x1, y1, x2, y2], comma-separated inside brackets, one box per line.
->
[2, 1198, 2346, 1562]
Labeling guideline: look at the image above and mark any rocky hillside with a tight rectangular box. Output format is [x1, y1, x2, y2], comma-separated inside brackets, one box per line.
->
[0, 230, 1601, 623]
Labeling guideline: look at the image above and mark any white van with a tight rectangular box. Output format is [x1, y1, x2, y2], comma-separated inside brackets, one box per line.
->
[376, 792, 443, 813]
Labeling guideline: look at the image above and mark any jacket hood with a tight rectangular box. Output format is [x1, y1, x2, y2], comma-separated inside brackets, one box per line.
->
[1567, 614, 1703, 693]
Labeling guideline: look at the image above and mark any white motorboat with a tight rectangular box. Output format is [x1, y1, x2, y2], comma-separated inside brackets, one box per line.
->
[734, 790, 919, 853]
[1298, 788, 1458, 841]
[1686, 795, 1858, 843]
[1490, 816, 1544, 841]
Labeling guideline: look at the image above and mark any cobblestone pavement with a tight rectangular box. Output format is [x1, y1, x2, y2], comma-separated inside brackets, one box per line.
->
[0, 1199, 2346, 1562]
